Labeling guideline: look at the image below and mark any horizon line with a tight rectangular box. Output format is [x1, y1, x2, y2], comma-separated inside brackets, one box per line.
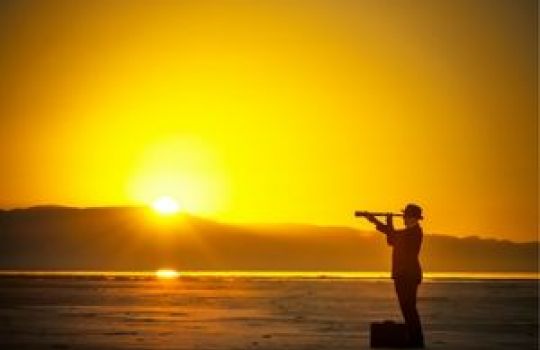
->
[0, 270, 538, 280]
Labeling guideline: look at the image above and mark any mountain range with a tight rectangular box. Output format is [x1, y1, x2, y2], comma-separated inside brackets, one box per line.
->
[0, 206, 537, 272]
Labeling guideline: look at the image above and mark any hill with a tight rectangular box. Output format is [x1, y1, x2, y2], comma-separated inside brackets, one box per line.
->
[0, 206, 537, 272]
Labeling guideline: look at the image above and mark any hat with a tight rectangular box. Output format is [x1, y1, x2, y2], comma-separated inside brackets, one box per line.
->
[402, 203, 423, 219]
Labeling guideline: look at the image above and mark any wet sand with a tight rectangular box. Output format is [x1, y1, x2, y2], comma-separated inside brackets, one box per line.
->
[0, 275, 537, 349]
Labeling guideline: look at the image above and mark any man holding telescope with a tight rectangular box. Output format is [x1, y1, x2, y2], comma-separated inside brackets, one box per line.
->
[356, 204, 425, 348]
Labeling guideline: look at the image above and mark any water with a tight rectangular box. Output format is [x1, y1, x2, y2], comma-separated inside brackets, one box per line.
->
[0, 273, 537, 349]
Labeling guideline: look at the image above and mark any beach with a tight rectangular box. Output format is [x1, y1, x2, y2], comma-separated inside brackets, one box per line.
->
[0, 274, 537, 349]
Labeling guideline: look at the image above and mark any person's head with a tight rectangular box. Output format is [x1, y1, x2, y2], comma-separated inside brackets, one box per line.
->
[402, 203, 423, 227]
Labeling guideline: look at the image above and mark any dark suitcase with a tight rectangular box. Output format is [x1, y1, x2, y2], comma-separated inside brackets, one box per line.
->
[370, 320, 410, 348]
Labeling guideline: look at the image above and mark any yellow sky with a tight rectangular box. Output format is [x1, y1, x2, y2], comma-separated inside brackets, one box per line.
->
[0, 0, 537, 241]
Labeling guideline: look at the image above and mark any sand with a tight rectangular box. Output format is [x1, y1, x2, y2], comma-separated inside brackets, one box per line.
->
[0, 275, 537, 349]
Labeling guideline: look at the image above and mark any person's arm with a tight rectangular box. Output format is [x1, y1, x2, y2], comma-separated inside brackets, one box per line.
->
[383, 214, 396, 246]
[364, 214, 395, 245]
[375, 214, 394, 233]
[364, 214, 386, 232]
[369, 214, 396, 245]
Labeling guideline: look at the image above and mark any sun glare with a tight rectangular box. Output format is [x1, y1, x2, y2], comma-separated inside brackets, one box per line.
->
[152, 196, 181, 215]
[155, 269, 180, 279]
[129, 137, 228, 217]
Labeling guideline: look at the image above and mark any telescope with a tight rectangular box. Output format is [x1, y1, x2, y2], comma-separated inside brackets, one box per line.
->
[354, 211, 403, 218]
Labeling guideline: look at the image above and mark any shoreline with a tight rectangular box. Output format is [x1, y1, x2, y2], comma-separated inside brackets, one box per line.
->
[0, 270, 537, 280]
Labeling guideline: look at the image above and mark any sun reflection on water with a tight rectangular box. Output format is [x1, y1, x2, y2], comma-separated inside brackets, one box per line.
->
[155, 269, 180, 279]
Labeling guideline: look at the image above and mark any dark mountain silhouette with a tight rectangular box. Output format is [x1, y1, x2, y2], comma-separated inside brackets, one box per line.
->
[0, 206, 537, 272]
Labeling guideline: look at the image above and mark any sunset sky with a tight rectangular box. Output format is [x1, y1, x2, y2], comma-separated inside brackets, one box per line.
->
[0, 0, 537, 241]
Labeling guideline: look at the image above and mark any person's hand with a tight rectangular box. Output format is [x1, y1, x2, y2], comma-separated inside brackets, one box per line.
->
[365, 213, 377, 224]
[385, 214, 394, 225]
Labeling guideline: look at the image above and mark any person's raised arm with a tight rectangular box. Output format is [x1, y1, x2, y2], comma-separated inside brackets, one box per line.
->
[371, 214, 393, 235]
[363, 213, 384, 230]
[383, 214, 396, 246]
[362, 214, 395, 245]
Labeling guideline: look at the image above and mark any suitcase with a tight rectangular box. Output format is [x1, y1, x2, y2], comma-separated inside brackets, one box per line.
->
[370, 320, 410, 348]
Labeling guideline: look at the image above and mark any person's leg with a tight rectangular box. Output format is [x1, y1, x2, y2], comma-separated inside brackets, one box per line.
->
[394, 279, 424, 347]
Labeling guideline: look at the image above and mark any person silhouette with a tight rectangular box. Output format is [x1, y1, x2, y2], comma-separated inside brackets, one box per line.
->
[364, 204, 425, 348]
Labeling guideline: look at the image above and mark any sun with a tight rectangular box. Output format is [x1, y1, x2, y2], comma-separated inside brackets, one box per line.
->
[152, 196, 181, 215]
[129, 137, 228, 217]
